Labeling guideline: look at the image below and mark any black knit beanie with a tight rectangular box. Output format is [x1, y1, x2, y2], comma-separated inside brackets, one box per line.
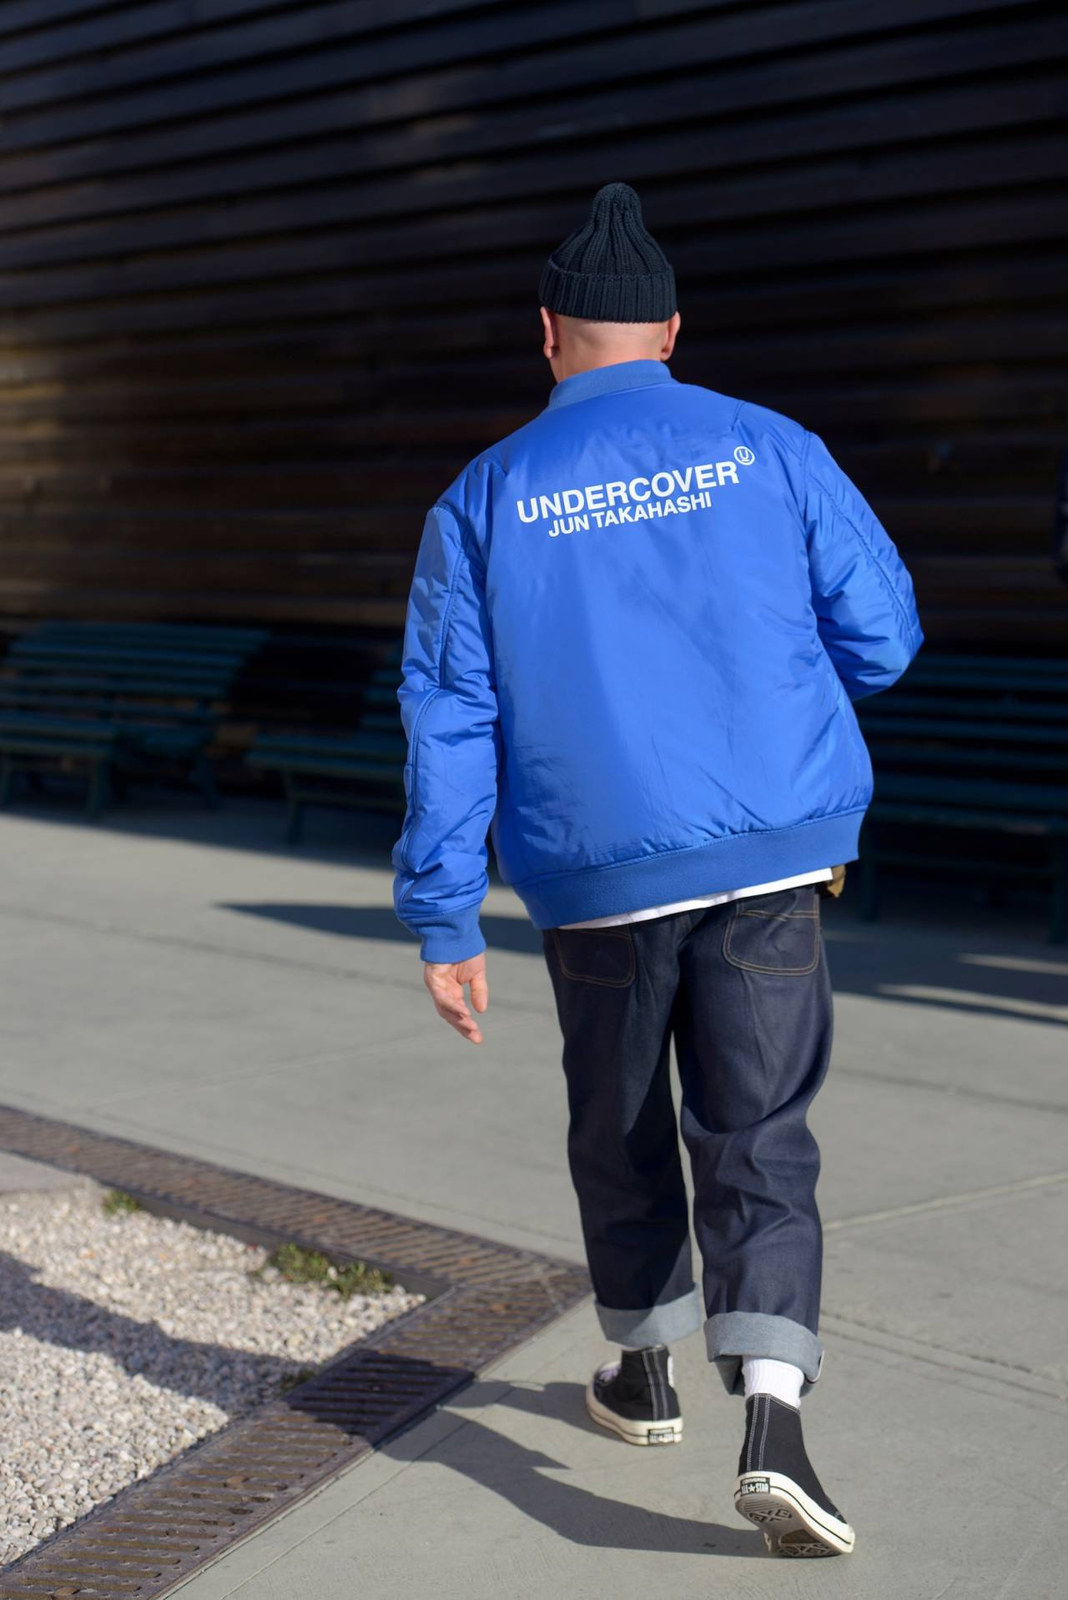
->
[539, 182, 676, 323]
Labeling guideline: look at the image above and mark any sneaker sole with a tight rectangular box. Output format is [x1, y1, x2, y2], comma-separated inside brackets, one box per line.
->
[734, 1470, 855, 1557]
[584, 1382, 683, 1446]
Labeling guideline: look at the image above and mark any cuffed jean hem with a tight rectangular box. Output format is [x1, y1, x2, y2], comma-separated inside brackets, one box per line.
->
[595, 1286, 704, 1348]
[705, 1311, 825, 1398]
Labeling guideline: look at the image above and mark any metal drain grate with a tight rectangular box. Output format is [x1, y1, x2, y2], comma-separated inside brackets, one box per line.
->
[0, 1105, 591, 1599]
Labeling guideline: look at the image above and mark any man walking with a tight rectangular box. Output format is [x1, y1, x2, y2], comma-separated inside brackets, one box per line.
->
[391, 182, 923, 1557]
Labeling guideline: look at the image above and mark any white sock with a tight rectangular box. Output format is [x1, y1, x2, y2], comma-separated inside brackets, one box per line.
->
[742, 1357, 803, 1409]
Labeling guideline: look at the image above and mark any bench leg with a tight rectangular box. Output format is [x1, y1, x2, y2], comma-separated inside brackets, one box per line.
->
[1051, 837, 1068, 945]
[858, 819, 879, 922]
[87, 760, 112, 817]
[283, 776, 304, 845]
[286, 800, 305, 846]
[194, 752, 220, 810]
[977, 879, 1009, 911]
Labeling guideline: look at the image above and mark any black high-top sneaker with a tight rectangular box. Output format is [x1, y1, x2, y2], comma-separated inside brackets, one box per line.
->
[585, 1345, 683, 1446]
[734, 1394, 855, 1556]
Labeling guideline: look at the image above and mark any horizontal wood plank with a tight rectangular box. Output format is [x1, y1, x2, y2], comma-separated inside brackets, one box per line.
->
[0, 0, 1062, 659]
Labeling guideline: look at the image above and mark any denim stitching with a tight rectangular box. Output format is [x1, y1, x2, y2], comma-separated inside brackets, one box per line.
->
[552, 926, 636, 987]
[735, 909, 818, 920]
[723, 908, 820, 975]
[641, 1348, 662, 1420]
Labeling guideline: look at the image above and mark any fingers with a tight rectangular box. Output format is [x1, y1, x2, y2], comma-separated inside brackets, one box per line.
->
[440, 992, 484, 1044]
[468, 967, 489, 1014]
[424, 964, 485, 1044]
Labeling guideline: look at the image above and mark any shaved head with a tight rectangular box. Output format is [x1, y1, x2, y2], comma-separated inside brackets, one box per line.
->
[540, 305, 681, 382]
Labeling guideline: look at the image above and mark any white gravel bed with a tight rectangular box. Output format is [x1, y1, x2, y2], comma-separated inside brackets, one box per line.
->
[0, 1180, 424, 1568]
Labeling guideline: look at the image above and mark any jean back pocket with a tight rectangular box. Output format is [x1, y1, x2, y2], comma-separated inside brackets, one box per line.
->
[723, 887, 820, 975]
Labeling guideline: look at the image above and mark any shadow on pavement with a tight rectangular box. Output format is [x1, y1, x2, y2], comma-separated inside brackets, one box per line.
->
[221, 900, 543, 956]
[6, 792, 1064, 1024]
[0, 790, 402, 872]
[219, 900, 1067, 1026]
[0, 1251, 297, 1410]
[374, 1376, 763, 1559]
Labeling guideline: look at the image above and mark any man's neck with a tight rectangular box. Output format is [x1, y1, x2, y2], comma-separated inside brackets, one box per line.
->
[555, 351, 664, 381]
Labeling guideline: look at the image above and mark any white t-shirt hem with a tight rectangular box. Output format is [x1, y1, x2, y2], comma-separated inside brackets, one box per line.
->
[557, 866, 834, 930]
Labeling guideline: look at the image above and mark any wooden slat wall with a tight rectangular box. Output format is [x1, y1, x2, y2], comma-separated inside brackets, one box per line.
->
[1, 0, 1066, 642]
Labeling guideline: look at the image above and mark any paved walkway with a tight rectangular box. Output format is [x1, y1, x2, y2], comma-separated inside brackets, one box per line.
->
[0, 797, 1063, 1598]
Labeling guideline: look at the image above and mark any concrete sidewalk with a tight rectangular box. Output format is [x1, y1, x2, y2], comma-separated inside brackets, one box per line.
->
[0, 798, 1064, 1597]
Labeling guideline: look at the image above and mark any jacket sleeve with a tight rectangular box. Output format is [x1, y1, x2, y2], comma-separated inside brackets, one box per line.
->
[802, 430, 924, 701]
[390, 499, 500, 963]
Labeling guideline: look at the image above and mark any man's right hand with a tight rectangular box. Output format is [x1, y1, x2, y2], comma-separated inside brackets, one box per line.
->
[423, 953, 489, 1044]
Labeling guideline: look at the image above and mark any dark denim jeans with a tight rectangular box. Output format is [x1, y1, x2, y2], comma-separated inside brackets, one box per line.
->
[541, 881, 833, 1397]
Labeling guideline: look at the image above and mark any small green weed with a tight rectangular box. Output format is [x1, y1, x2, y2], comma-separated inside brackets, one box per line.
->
[249, 1243, 393, 1299]
[102, 1189, 143, 1216]
[279, 1365, 320, 1396]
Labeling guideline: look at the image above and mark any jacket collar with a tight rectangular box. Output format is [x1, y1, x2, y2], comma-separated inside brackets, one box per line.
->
[546, 358, 676, 411]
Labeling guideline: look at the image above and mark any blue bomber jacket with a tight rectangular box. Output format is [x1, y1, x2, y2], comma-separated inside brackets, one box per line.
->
[391, 358, 923, 962]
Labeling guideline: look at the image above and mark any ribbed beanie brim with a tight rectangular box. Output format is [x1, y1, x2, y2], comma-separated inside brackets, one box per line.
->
[539, 181, 676, 323]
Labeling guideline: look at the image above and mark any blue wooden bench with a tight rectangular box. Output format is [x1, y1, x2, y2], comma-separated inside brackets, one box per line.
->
[0, 622, 267, 814]
[855, 655, 1068, 942]
[246, 639, 407, 841]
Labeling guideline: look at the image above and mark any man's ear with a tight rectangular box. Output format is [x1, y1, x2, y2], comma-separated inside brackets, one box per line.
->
[540, 305, 559, 362]
[661, 310, 681, 360]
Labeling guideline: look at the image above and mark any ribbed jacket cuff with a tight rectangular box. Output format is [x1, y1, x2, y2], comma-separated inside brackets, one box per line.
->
[413, 902, 486, 964]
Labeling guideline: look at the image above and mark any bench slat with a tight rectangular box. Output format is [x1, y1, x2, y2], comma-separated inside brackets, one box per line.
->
[858, 694, 1066, 724]
[860, 716, 1068, 745]
[249, 755, 402, 780]
[866, 743, 1068, 775]
[868, 801, 1066, 835]
[875, 772, 1068, 812]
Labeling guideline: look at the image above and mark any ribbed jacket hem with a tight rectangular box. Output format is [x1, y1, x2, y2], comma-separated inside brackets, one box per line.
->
[513, 810, 866, 931]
